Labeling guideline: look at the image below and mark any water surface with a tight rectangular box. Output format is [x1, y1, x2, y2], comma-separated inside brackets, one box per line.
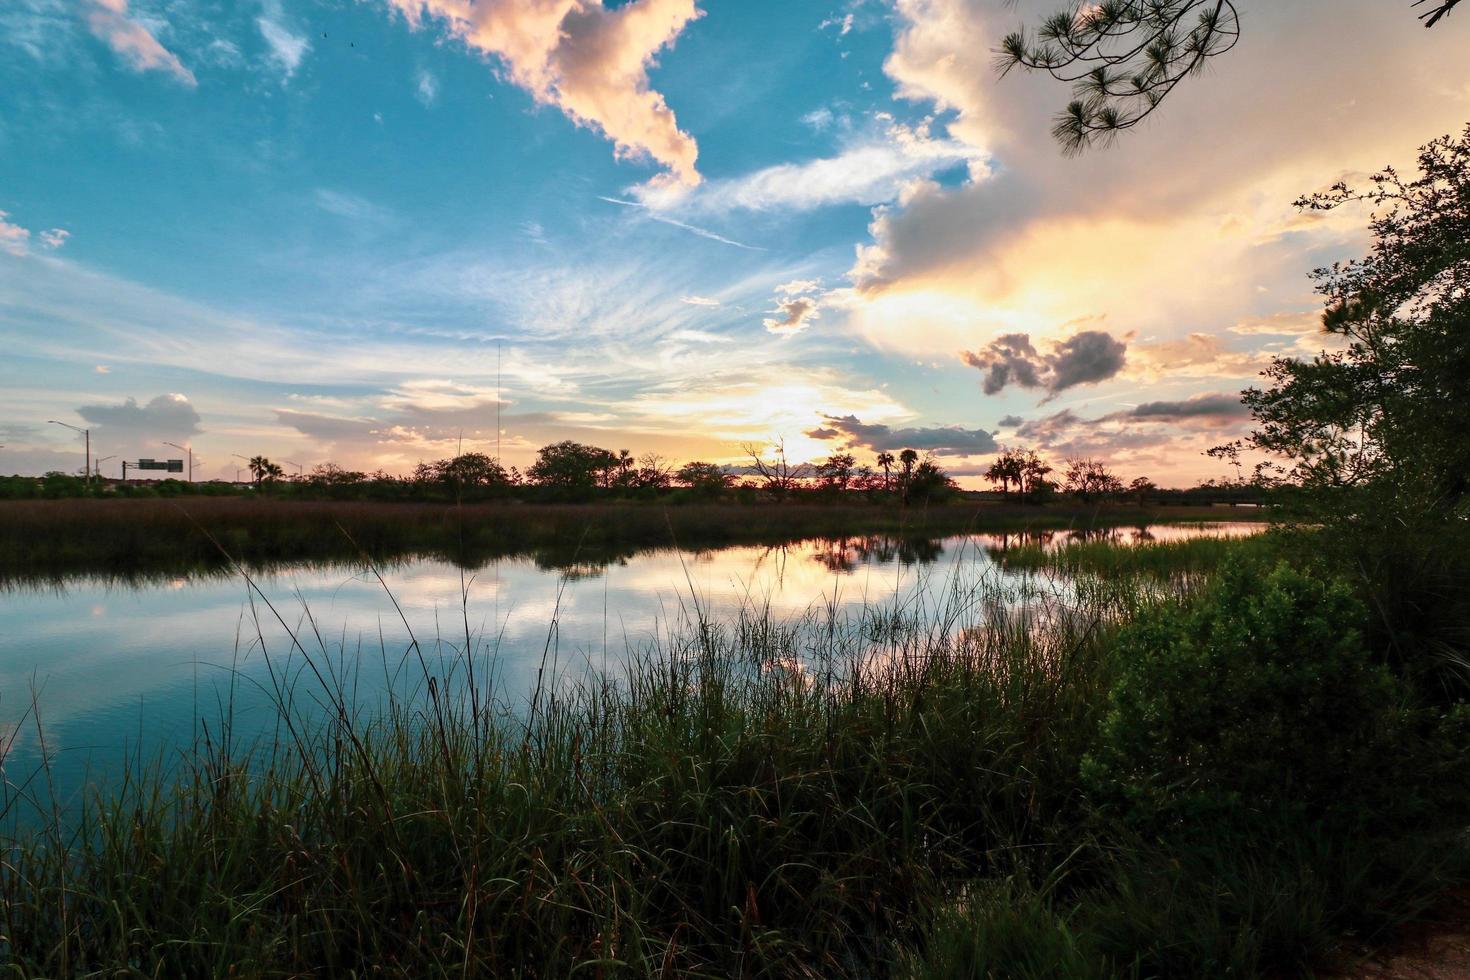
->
[0, 523, 1262, 808]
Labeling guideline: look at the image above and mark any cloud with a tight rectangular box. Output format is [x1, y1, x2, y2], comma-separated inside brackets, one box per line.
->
[1128, 333, 1266, 381]
[415, 68, 439, 105]
[384, 0, 703, 185]
[0, 211, 31, 257]
[635, 120, 983, 214]
[84, 0, 196, 86]
[1127, 392, 1248, 421]
[763, 296, 819, 336]
[819, 13, 854, 35]
[680, 295, 719, 306]
[761, 280, 824, 336]
[0, 211, 70, 257]
[806, 414, 997, 456]
[76, 393, 202, 441]
[962, 330, 1127, 397]
[1230, 310, 1324, 336]
[258, 0, 310, 79]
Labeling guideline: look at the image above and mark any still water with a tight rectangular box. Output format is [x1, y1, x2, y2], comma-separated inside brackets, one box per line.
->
[0, 522, 1262, 807]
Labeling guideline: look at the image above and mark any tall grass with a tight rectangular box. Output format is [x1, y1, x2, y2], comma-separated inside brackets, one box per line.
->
[0, 562, 1124, 976]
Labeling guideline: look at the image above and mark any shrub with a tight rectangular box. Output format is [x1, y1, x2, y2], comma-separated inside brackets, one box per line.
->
[1079, 560, 1470, 971]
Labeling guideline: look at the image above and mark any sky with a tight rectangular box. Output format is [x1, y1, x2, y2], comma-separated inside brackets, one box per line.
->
[2, 0, 1467, 487]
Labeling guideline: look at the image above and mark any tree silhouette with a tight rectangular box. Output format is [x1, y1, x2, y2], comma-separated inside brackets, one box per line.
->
[999, 1, 1460, 153]
[876, 451, 896, 491]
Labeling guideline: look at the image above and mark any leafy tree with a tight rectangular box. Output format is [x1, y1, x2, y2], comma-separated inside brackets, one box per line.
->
[675, 461, 732, 497]
[815, 452, 857, 492]
[905, 455, 959, 503]
[999, 1, 1461, 153]
[1128, 476, 1158, 503]
[1230, 124, 1470, 684]
[527, 441, 616, 491]
[413, 453, 512, 493]
[308, 462, 368, 486]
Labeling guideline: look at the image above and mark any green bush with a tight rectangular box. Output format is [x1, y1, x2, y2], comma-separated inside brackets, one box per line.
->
[1083, 561, 1448, 835]
[1078, 560, 1470, 972]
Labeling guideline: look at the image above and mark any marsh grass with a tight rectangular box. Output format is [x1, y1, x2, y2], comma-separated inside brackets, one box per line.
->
[991, 530, 1280, 583]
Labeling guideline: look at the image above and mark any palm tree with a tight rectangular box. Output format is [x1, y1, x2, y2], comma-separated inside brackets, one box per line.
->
[898, 448, 919, 502]
[876, 451, 895, 491]
[248, 455, 270, 486]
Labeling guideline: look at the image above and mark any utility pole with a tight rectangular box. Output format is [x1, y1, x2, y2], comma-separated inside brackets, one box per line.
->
[163, 442, 193, 482]
[95, 455, 116, 481]
[47, 420, 90, 485]
[283, 458, 303, 478]
[496, 340, 502, 464]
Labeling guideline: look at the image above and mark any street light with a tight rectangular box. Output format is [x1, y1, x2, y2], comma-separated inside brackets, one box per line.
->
[163, 442, 193, 482]
[47, 420, 90, 484]
[232, 453, 253, 486]
[95, 455, 116, 480]
[282, 458, 303, 479]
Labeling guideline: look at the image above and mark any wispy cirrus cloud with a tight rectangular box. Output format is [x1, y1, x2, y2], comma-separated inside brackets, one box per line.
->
[383, 0, 703, 185]
[635, 119, 983, 214]
[258, 0, 309, 80]
[84, 0, 196, 86]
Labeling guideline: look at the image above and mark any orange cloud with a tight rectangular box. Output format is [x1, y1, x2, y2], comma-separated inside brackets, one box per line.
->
[385, 0, 702, 184]
[84, 0, 196, 86]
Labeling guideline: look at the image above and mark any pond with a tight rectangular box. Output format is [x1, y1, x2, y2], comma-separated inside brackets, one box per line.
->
[0, 522, 1263, 810]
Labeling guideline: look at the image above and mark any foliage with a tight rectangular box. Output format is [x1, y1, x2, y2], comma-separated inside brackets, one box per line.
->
[525, 440, 616, 493]
[1233, 125, 1470, 689]
[673, 460, 732, 497]
[997, 0, 1241, 153]
[986, 449, 1054, 501]
[1084, 561, 1470, 837]
[997, 2, 1460, 153]
[411, 452, 513, 495]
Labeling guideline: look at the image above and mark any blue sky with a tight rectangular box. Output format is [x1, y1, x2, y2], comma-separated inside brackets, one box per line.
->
[3, 0, 1468, 484]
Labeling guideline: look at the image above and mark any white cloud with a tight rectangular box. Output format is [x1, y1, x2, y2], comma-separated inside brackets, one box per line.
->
[83, 0, 196, 86]
[415, 68, 439, 105]
[384, 0, 703, 185]
[635, 119, 984, 214]
[680, 295, 719, 306]
[39, 228, 70, 250]
[0, 211, 31, 257]
[258, 0, 309, 80]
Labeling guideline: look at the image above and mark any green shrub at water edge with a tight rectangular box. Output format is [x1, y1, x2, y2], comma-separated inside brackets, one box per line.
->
[1077, 559, 1470, 974]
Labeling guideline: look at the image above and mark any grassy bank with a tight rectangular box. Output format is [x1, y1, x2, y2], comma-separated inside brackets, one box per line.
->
[2, 546, 1464, 977]
[0, 496, 1265, 580]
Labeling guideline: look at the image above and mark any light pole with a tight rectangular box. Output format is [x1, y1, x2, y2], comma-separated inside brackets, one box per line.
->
[163, 442, 193, 482]
[47, 420, 90, 485]
[232, 453, 253, 486]
[95, 455, 116, 481]
[283, 458, 303, 479]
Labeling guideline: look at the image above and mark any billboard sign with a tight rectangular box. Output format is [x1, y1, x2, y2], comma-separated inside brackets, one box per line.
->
[137, 458, 185, 473]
